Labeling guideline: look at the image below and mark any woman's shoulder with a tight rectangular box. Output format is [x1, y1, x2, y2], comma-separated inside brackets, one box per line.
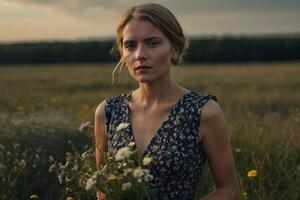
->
[188, 90, 218, 105]
[95, 93, 126, 119]
[194, 92, 225, 139]
[105, 91, 130, 104]
[187, 90, 220, 118]
[200, 99, 223, 121]
[95, 91, 130, 116]
[95, 99, 106, 121]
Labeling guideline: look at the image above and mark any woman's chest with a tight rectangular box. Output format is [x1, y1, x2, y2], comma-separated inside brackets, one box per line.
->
[147, 125, 205, 179]
[129, 104, 174, 154]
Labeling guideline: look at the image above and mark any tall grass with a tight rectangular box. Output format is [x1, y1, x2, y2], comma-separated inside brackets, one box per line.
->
[0, 62, 299, 199]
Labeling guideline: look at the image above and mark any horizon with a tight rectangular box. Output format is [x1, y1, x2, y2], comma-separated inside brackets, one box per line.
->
[1, 32, 300, 45]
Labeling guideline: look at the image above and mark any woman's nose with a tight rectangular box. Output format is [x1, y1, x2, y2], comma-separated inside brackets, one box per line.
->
[135, 45, 147, 60]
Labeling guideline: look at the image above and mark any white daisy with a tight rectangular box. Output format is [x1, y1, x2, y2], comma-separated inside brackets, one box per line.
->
[122, 182, 132, 191]
[115, 147, 131, 161]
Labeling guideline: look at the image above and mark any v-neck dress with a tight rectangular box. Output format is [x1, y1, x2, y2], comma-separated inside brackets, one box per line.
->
[104, 90, 217, 200]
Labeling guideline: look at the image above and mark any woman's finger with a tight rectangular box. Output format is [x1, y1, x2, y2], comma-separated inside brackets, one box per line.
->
[97, 191, 109, 200]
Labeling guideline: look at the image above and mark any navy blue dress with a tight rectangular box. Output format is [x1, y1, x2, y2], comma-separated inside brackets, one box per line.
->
[105, 90, 217, 200]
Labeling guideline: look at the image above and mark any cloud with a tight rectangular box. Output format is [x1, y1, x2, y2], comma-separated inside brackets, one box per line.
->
[7, 0, 300, 26]
[0, 11, 116, 42]
[0, 1, 49, 21]
[9, 0, 300, 13]
[180, 9, 300, 36]
[1, 0, 300, 42]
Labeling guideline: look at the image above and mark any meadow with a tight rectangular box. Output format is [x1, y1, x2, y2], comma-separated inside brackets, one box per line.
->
[0, 62, 299, 199]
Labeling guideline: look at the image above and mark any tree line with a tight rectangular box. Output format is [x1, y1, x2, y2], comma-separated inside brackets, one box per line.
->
[0, 35, 299, 64]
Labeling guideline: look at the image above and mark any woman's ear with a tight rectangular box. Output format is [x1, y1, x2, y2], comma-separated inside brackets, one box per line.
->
[172, 47, 179, 58]
[171, 47, 180, 64]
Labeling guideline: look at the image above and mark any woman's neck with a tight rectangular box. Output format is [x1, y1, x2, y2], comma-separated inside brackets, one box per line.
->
[133, 75, 187, 107]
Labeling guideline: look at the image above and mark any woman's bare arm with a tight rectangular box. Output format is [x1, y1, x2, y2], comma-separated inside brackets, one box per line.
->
[94, 100, 108, 170]
[199, 100, 239, 200]
[94, 100, 112, 200]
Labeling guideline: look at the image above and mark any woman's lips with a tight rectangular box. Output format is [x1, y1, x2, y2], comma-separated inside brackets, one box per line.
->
[134, 65, 152, 71]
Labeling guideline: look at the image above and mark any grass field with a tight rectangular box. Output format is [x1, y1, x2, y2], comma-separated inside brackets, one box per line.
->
[0, 62, 299, 199]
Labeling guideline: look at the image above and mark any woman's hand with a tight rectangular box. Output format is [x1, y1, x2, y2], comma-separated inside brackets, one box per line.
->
[97, 191, 112, 200]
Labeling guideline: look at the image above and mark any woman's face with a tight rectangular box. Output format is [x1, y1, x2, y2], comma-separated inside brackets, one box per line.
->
[121, 18, 177, 83]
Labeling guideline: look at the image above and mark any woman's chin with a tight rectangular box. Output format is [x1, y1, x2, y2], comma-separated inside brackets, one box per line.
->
[137, 79, 153, 84]
[134, 76, 154, 83]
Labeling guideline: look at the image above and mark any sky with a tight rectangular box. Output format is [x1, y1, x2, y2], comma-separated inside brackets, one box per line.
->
[1, 0, 300, 43]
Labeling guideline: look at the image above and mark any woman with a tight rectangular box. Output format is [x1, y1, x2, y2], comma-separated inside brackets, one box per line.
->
[95, 3, 239, 200]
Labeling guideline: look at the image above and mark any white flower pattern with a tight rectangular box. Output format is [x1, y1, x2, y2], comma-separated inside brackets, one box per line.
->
[116, 122, 129, 132]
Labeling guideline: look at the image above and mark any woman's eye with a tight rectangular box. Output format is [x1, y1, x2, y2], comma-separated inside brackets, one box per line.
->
[148, 41, 159, 48]
[124, 43, 136, 50]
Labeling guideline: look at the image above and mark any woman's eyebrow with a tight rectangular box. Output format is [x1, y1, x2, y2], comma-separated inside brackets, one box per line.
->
[144, 37, 161, 42]
[123, 37, 161, 44]
[123, 40, 135, 45]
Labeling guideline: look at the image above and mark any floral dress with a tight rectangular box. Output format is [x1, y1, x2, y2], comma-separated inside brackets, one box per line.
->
[105, 90, 217, 200]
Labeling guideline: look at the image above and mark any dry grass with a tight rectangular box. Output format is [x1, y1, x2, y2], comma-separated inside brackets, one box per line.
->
[0, 62, 299, 199]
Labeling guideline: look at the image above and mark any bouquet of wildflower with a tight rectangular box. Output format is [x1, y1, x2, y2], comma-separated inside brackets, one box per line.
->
[49, 121, 155, 200]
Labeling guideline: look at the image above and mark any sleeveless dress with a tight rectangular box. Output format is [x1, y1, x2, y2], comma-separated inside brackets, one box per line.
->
[104, 90, 217, 200]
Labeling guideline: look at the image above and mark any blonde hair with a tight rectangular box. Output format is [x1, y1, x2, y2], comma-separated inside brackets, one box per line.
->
[111, 3, 188, 85]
